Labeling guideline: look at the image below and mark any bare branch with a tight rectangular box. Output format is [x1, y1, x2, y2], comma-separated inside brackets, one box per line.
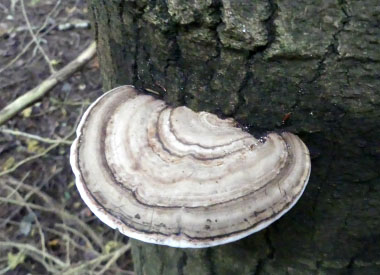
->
[20, 0, 56, 73]
[0, 241, 67, 267]
[0, 128, 73, 145]
[0, 41, 96, 126]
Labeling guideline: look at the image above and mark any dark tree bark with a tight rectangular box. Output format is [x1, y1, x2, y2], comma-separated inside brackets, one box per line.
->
[87, 0, 380, 274]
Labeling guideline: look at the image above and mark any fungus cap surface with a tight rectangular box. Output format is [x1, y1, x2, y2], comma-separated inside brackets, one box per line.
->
[70, 85, 311, 248]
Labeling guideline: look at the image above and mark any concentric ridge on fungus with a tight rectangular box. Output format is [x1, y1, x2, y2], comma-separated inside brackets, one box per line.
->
[70, 85, 311, 248]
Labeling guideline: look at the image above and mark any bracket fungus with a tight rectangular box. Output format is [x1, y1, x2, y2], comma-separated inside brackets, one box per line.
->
[70, 85, 311, 248]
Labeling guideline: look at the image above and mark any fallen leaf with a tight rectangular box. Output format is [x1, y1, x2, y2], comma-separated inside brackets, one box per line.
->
[51, 59, 62, 66]
[21, 107, 32, 118]
[27, 140, 44, 154]
[68, 181, 75, 188]
[8, 251, 25, 270]
[48, 239, 60, 247]
[61, 107, 67, 117]
[104, 241, 122, 254]
[2, 157, 15, 171]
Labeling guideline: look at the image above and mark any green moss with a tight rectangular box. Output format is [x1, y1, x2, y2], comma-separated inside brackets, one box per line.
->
[265, 0, 344, 59]
[217, 0, 271, 50]
[167, 0, 219, 26]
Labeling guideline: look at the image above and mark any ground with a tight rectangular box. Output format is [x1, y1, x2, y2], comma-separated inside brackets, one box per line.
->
[0, 0, 133, 274]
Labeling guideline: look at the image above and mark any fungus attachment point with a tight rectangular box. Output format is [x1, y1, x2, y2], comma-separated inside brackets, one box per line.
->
[70, 85, 311, 248]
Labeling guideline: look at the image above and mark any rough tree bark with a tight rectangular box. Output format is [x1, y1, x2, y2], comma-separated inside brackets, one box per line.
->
[87, 0, 380, 274]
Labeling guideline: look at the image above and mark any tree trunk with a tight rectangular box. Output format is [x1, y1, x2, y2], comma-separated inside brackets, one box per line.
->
[87, 0, 380, 274]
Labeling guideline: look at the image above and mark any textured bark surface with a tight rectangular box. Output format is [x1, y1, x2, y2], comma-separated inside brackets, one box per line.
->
[87, 0, 380, 274]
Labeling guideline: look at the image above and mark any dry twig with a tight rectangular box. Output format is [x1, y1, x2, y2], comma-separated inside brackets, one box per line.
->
[0, 0, 62, 74]
[96, 243, 132, 275]
[0, 41, 96, 126]
[0, 197, 103, 249]
[0, 104, 83, 176]
[0, 142, 59, 177]
[20, 0, 56, 73]
[62, 244, 131, 275]
[2, 183, 47, 263]
[0, 241, 67, 267]
[0, 128, 73, 145]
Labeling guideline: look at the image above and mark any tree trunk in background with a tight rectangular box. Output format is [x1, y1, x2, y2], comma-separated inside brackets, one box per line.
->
[87, 0, 380, 274]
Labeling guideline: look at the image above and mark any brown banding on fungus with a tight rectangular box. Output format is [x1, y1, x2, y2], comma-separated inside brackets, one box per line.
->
[70, 85, 311, 248]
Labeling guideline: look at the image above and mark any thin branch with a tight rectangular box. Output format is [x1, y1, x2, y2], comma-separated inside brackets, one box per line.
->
[0, 41, 96, 126]
[0, 219, 100, 256]
[0, 128, 73, 145]
[0, 175, 54, 228]
[0, 266, 11, 275]
[2, 177, 101, 253]
[4, 176, 54, 206]
[0, 105, 82, 177]
[0, 142, 59, 177]
[2, 182, 48, 262]
[96, 243, 131, 275]
[26, 253, 61, 274]
[5, 172, 27, 199]
[55, 223, 95, 251]
[0, 241, 67, 267]
[0, 0, 61, 74]
[62, 244, 131, 275]
[20, 0, 55, 73]
[0, 197, 103, 249]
